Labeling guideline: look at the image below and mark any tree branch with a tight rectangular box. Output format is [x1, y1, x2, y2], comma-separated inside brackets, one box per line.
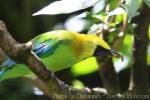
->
[129, 4, 150, 92]
[0, 20, 111, 99]
[0, 48, 8, 63]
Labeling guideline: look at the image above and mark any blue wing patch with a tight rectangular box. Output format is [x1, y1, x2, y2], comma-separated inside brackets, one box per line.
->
[0, 39, 60, 76]
[0, 59, 16, 76]
[32, 39, 60, 57]
[1, 59, 16, 67]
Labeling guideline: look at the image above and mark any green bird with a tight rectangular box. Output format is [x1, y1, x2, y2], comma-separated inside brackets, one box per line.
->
[0, 30, 123, 77]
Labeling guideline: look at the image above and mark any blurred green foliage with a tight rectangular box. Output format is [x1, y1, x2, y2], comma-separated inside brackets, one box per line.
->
[71, 57, 98, 77]
[148, 26, 150, 65]
[72, 79, 84, 89]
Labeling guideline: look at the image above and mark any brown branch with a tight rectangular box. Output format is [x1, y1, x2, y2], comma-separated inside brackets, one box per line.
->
[0, 48, 8, 63]
[129, 4, 150, 92]
[0, 20, 112, 100]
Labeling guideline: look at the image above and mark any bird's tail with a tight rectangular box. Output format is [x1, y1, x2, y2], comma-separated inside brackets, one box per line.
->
[0, 59, 16, 76]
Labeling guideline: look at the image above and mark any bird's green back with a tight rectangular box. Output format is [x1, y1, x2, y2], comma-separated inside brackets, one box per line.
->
[31, 30, 83, 71]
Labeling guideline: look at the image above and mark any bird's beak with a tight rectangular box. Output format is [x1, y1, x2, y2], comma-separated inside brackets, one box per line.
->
[109, 50, 124, 61]
[93, 46, 124, 61]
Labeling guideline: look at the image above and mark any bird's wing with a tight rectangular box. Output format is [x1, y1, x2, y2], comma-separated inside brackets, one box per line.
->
[0, 38, 61, 75]
[0, 59, 16, 76]
[32, 38, 61, 58]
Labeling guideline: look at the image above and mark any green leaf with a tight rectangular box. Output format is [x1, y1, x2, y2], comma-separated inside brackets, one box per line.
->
[88, 23, 107, 34]
[148, 25, 150, 39]
[148, 26, 150, 65]
[92, 0, 106, 14]
[64, 13, 87, 32]
[115, 14, 125, 24]
[108, 0, 120, 10]
[144, 0, 150, 8]
[148, 45, 150, 65]
[33, 0, 99, 16]
[125, 0, 142, 22]
[107, 7, 126, 17]
[70, 57, 98, 77]
[72, 79, 84, 89]
[121, 34, 133, 54]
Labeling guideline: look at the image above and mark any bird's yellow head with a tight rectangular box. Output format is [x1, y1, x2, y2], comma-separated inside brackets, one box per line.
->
[78, 34, 123, 61]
